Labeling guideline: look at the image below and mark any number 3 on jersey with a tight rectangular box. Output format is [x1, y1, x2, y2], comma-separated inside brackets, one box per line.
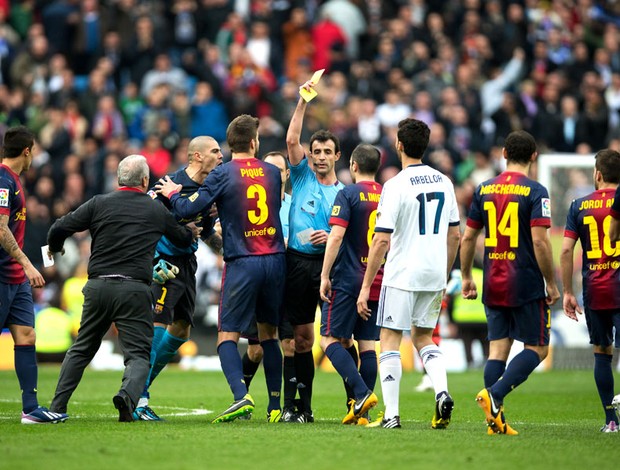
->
[484, 201, 519, 247]
[247, 184, 268, 225]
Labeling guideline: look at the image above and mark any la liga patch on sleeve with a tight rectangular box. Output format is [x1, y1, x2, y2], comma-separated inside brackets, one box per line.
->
[541, 198, 551, 217]
[0, 188, 9, 207]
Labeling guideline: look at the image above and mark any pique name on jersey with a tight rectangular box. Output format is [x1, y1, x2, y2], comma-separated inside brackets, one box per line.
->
[578, 198, 614, 210]
[240, 167, 265, 178]
[410, 174, 443, 185]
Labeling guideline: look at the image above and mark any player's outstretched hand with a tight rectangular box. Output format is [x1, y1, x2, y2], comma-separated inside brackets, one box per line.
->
[24, 264, 45, 288]
[562, 293, 583, 321]
[356, 287, 372, 320]
[154, 175, 182, 199]
[461, 279, 478, 300]
[319, 277, 332, 303]
[153, 259, 180, 285]
[546, 283, 560, 306]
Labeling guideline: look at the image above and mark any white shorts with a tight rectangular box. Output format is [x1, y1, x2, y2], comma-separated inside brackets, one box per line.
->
[377, 286, 443, 330]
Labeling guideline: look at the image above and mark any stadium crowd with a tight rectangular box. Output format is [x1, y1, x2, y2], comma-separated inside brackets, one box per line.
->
[0, 0, 619, 347]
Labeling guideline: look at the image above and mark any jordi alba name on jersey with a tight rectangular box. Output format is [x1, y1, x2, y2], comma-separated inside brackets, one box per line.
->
[0, 164, 26, 284]
[288, 157, 345, 254]
[148, 167, 214, 256]
[467, 171, 550, 307]
[171, 158, 285, 261]
[565, 189, 620, 310]
[329, 181, 384, 300]
[375, 164, 459, 291]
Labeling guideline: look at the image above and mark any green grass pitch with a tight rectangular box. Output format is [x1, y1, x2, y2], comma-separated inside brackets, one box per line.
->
[1, 365, 618, 469]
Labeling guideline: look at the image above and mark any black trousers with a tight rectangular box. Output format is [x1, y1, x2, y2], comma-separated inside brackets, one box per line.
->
[51, 278, 153, 414]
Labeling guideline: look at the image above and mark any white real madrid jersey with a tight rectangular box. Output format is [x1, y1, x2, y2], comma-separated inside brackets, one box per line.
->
[374, 164, 460, 291]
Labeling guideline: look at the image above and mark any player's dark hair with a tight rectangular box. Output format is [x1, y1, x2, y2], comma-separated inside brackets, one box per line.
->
[397, 118, 430, 159]
[504, 130, 537, 165]
[351, 143, 381, 174]
[594, 148, 620, 184]
[309, 130, 340, 155]
[262, 151, 289, 170]
[226, 114, 259, 153]
[2, 126, 34, 159]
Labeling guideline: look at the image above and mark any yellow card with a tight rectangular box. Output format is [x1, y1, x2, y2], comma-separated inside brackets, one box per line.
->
[299, 69, 325, 102]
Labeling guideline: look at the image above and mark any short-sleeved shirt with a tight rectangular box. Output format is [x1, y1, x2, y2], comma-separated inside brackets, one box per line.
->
[169, 158, 285, 261]
[565, 188, 620, 310]
[148, 167, 215, 257]
[0, 164, 26, 284]
[281, 192, 292, 242]
[329, 181, 384, 301]
[466, 171, 551, 307]
[288, 157, 344, 255]
[375, 164, 460, 291]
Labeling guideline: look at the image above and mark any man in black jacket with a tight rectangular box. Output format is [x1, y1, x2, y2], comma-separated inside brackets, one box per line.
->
[47, 154, 200, 422]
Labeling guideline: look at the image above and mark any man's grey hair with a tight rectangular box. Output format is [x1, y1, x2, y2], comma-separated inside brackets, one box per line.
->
[118, 154, 149, 187]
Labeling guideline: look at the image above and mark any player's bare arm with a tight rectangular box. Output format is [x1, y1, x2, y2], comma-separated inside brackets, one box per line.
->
[319, 225, 346, 303]
[459, 225, 480, 300]
[285, 86, 312, 166]
[559, 236, 582, 321]
[531, 225, 560, 305]
[446, 225, 460, 280]
[357, 231, 390, 319]
[0, 214, 44, 287]
[205, 231, 223, 254]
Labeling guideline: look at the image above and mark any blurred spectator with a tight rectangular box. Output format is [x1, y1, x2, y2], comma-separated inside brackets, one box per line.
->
[141, 53, 189, 98]
[282, 7, 313, 82]
[190, 81, 227, 142]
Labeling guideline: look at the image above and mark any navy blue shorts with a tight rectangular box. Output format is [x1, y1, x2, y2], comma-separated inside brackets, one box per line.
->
[219, 254, 285, 333]
[584, 307, 620, 348]
[152, 255, 197, 327]
[0, 281, 35, 328]
[320, 289, 379, 341]
[485, 299, 550, 346]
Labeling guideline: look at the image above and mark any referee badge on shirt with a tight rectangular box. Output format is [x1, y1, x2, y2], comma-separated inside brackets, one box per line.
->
[0, 188, 8, 207]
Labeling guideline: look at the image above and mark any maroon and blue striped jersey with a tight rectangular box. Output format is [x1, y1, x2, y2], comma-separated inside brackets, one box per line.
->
[466, 171, 551, 307]
[169, 157, 285, 261]
[0, 164, 27, 284]
[329, 181, 384, 301]
[565, 188, 620, 310]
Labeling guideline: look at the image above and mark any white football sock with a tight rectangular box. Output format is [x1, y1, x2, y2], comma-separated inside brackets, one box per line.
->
[379, 351, 402, 419]
[137, 397, 149, 408]
[419, 344, 447, 397]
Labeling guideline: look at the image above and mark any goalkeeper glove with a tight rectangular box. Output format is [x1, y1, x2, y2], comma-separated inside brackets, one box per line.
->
[152, 259, 180, 285]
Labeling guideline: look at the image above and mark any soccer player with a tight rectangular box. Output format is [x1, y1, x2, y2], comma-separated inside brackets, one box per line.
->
[560, 149, 620, 433]
[460, 130, 560, 435]
[48, 155, 198, 422]
[240, 151, 297, 419]
[133, 136, 223, 421]
[0, 126, 68, 424]
[157, 115, 286, 423]
[319, 143, 382, 425]
[284, 79, 345, 422]
[357, 119, 460, 429]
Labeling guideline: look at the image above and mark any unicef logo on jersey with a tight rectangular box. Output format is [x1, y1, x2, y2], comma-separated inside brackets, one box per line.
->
[244, 226, 276, 238]
[488, 251, 516, 261]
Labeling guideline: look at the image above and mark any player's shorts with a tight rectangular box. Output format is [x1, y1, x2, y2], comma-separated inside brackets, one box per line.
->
[241, 312, 294, 344]
[320, 288, 379, 341]
[151, 254, 197, 327]
[377, 286, 443, 330]
[0, 281, 35, 328]
[219, 253, 286, 333]
[284, 249, 323, 326]
[485, 299, 551, 346]
[584, 307, 620, 348]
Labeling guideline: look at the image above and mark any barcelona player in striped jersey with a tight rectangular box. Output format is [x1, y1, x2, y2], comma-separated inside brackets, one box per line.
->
[461, 130, 560, 435]
[0, 126, 68, 424]
[157, 115, 286, 423]
[319, 144, 382, 425]
[560, 149, 620, 433]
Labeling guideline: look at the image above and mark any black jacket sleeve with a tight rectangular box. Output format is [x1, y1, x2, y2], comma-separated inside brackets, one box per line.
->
[47, 197, 95, 253]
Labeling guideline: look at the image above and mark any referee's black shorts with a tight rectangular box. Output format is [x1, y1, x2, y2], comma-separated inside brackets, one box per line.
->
[284, 249, 324, 326]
